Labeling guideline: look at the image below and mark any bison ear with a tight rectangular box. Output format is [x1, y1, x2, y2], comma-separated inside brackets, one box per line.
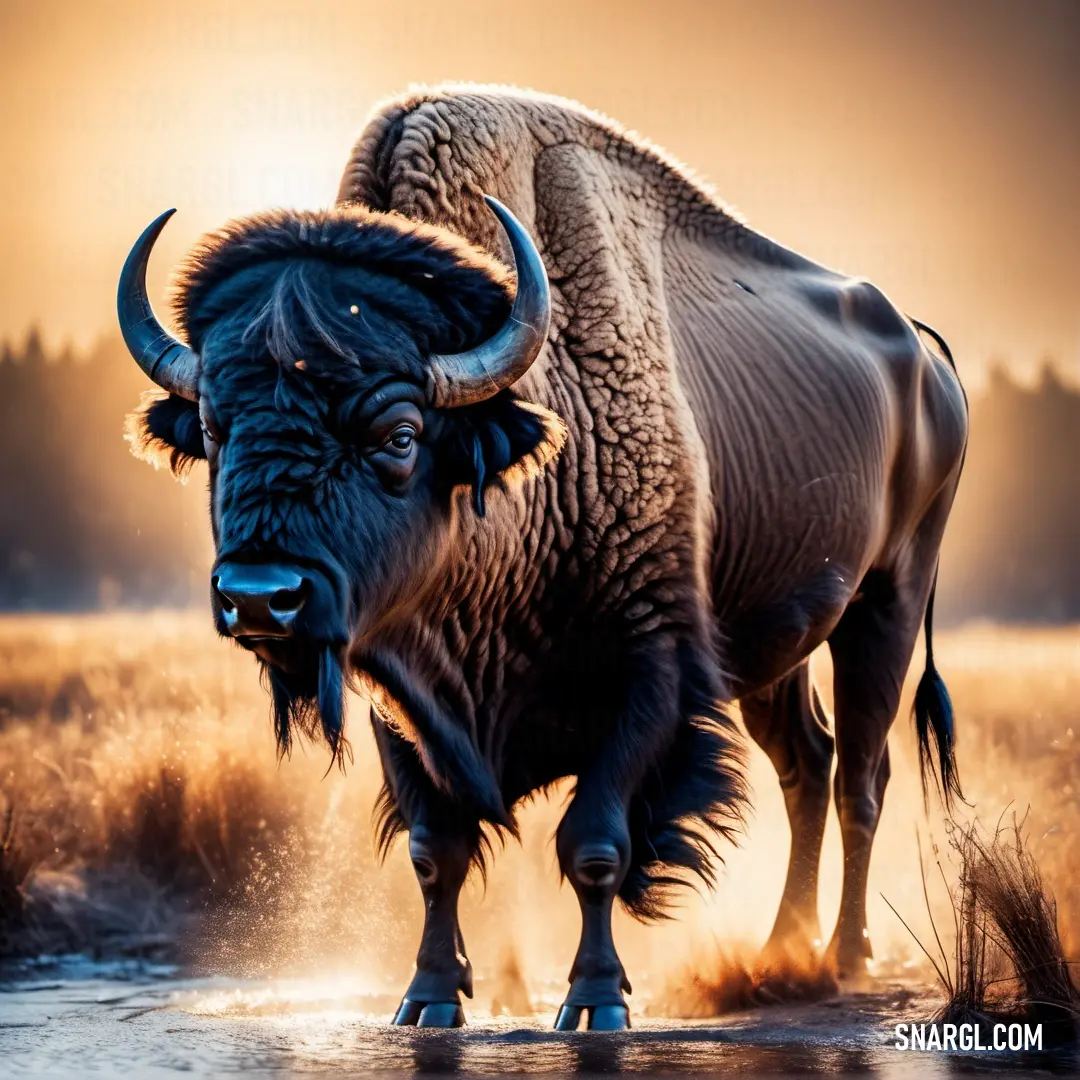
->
[442, 391, 566, 516]
[125, 391, 206, 478]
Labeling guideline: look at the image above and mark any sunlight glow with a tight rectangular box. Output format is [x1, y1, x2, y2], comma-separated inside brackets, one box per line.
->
[178, 973, 385, 1018]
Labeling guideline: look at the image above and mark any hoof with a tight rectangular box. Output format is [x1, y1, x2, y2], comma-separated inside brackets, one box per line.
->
[393, 998, 424, 1025]
[833, 960, 874, 989]
[555, 1004, 583, 1031]
[553, 1003, 630, 1031]
[589, 1004, 631, 1031]
[826, 956, 874, 991]
[758, 928, 822, 970]
[417, 1002, 466, 1028]
[825, 925, 874, 983]
[393, 998, 465, 1027]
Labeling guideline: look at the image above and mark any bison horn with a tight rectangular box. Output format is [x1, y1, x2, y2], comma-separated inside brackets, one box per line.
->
[117, 209, 199, 401]
[428, 196, 551, 407]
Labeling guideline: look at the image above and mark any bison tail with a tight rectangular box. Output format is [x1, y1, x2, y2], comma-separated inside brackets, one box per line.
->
[913, 569, 964, 809]
[620, 690, 747, 921]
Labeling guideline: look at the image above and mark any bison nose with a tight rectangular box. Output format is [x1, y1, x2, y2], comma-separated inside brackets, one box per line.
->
[212, 563, 308, 638]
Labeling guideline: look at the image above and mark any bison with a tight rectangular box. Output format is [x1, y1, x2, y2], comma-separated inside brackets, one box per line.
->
[118, 87, 967, 1030]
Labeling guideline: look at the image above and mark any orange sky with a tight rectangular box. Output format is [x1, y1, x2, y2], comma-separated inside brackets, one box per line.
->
[1, 0, 1077, 382]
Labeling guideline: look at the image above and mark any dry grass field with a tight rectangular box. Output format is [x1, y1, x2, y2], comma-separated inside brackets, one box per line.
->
[0, 613, 1077, 1017]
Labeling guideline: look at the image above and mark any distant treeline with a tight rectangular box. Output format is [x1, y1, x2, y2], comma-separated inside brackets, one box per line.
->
[0, 330, 208, 609]
[938, 365, 1080, 623]
[0, 330, 1077, 621]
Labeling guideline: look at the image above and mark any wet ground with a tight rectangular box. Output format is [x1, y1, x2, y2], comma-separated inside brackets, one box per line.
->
[1, 958, 1073, 1079]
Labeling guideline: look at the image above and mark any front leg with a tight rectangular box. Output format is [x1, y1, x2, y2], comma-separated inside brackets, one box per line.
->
[553, 634, 688, 1031]
[393, 823, 475, 1027]
[371, 714, 480, 1028]
[555, 794, 634, 1031]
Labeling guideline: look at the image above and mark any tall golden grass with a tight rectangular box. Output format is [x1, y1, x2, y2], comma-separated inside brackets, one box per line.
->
[0, 613, 410, 979]
[0, 613, 1077, 1017]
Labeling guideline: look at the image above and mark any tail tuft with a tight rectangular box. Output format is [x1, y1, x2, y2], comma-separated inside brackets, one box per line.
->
[913, 570, 963, 809]
[913, 661, 962, 808]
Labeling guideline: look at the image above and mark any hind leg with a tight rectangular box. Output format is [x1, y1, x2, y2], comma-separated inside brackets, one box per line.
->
[825, 510, 951, 977]
[825, 589, 905, 979]
[741, 660, 834, 963]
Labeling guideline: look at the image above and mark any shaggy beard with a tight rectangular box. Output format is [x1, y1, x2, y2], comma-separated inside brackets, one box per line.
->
[266, 645, 351, 768]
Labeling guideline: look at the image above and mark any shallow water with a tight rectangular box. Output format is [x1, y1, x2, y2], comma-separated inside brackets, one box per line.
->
[1, 958, 1071, 1079]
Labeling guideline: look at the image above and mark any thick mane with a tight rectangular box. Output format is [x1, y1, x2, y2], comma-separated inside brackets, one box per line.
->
[171, 206, 514, 367]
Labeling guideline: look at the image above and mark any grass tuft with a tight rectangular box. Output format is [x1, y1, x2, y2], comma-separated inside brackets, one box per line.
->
[887, 814, 1079, 1047]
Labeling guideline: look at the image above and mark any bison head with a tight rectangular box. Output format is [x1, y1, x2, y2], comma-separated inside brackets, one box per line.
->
[118, 198, 564, 762]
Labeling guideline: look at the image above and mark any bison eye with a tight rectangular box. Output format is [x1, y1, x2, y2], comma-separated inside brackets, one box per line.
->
[382, 425, 416, 457]
[361, 399, 423, 480]
[199, 400, 223, 447]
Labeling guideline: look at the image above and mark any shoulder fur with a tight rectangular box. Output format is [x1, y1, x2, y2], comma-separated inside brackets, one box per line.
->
[338, 83, 744, 229]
